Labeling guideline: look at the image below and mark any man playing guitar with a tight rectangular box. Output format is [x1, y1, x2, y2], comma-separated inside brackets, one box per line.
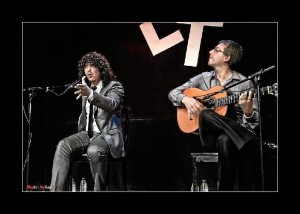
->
[169, 40, 266, 191]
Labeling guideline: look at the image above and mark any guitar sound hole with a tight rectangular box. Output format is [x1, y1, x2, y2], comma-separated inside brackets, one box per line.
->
[204, 99, 215, 108]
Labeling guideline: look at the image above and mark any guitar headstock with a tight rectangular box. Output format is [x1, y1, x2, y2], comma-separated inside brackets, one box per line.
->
[269, 83, 278, 97]
[261, 83, 277, 97]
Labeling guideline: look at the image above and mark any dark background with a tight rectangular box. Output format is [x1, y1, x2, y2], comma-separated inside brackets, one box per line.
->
[22, 22, 277, 191]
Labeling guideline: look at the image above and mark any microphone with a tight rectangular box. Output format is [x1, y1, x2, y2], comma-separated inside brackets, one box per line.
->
[66, 79, 81, 91]
[248, 65, 275, 79]
[23, 87, 43, 92]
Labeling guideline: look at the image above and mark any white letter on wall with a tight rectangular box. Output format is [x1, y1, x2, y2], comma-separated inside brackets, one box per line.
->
[177, 22, 223, 67]
[139, 22, 184, 55]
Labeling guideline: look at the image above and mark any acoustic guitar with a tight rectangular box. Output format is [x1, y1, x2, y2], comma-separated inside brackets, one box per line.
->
[177, 83, 277, 133]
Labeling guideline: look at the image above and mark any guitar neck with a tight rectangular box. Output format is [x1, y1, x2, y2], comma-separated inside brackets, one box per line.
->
[211, 85, 276, 108]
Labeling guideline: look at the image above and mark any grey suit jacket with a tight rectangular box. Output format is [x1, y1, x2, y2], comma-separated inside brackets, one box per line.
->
[78, 81, 125, 158]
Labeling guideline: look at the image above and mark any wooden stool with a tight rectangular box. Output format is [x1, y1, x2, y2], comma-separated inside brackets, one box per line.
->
[191, 153, 219, 191]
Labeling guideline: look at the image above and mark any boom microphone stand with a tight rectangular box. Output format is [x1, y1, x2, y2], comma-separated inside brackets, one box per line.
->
[224, 66, 276, 190]
[23, 88, 37, 190]
[253, 73, 264, 190]
[23, 79, 80, 190]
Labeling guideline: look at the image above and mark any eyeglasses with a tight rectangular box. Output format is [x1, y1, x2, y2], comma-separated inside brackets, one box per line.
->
[213, 47, 225, 54]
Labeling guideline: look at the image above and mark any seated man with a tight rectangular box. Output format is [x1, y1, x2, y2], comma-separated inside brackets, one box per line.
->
[50, 51, 125, 191]
[168, 40, 261, 191]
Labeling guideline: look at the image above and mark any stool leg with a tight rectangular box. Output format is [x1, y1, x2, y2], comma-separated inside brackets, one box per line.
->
[191, 156, 199, 191]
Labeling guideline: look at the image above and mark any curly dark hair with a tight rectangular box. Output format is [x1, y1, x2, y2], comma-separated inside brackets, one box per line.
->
[218, 40, 243, 66]
[78, 51, 116, 87]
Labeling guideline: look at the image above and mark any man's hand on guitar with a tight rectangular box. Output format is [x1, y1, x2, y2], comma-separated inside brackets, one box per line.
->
[238, 91, 254, 117]
[182, 96, 205, 120]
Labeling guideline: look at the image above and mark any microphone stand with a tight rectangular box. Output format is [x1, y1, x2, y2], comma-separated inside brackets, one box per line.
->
[253, 73, 264, 191]
[225, 66, 276, 190]
[197, 65, 275, 191]
[23, 89, 36, 191]
[201, 65, 275, 97]
[22, 81, 78, 190]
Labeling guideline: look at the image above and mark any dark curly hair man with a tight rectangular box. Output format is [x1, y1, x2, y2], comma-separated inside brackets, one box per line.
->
[50, 51, 124, 191]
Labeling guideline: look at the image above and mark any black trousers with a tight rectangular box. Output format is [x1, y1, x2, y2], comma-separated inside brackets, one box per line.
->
[199, 109, 261, 191]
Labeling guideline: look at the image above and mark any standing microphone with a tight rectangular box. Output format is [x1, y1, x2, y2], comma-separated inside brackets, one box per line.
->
[23, 87, 43, 92]
[66, 79, 81, 91]
[248, 65, 275, 79]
